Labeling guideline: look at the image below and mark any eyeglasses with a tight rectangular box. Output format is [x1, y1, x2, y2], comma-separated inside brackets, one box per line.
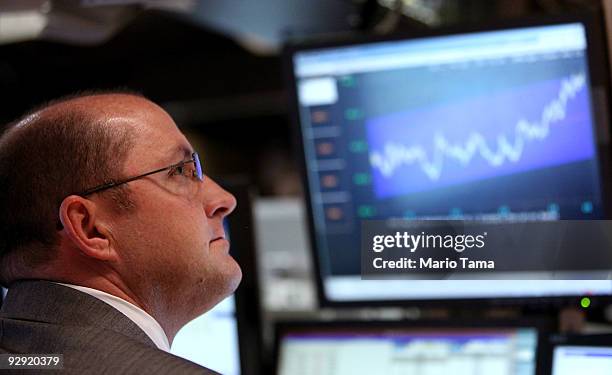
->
[77, 152, 203, 196]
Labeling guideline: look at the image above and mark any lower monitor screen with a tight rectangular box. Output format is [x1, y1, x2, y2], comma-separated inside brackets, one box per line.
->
[552, 346, 612, 375]
[289, 20, 612, 303]
[171, 296, 240, 375]
[278, 326, 538, 375]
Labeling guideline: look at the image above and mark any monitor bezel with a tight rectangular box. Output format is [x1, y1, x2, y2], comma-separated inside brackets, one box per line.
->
[273, 318, 555, 375]
[283, 11, 612, 309]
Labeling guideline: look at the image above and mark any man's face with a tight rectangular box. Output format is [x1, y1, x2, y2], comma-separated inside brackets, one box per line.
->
[100, 97, 241, 317]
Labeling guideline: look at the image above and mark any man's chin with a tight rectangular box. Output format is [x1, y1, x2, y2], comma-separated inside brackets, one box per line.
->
[211, 258, 242, 299]
[188, 249, 242, 313]
[222, 259, 242, 295]
[198, 267, 242, 315]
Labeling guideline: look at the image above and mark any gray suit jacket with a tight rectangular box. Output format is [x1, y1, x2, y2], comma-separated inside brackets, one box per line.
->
[0, 280, 218, 374]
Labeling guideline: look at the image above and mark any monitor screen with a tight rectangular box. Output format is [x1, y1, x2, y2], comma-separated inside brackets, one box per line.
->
[552, 346, 612, 375]
[287, 18, 612, 305]
[277, 324, 539, 375]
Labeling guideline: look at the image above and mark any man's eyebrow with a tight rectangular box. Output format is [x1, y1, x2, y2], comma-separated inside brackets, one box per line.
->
[168, 145, 194, 163]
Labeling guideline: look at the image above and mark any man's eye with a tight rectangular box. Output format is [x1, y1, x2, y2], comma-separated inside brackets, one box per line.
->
[169, 165, 185, 177]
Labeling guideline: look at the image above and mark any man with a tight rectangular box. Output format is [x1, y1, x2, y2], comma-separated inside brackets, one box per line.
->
[0, 92, 241, 374]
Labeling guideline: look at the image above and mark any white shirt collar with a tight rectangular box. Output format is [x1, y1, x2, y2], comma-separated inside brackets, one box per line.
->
[55, 282, 170, 352]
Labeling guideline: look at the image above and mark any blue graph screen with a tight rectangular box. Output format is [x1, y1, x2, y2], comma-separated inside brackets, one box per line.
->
[291, 21, 612, 302]
[367, 74, 594, 198]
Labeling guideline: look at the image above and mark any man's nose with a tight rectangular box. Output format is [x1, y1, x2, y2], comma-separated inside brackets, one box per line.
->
[201, 176, 237, 219]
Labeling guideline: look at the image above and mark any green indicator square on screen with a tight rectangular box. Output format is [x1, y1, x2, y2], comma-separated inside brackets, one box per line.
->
[349, 140, 368, 153]
[353, 173, 371, 185]
[340, 75, 356, 87]
[357, 205, 375, 218]
[345, 108, 363, 120]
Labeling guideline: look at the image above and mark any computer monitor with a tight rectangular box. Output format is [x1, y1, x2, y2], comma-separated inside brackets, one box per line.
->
[285, 14, 612, 306]
[548, 334, 612, 375]
[275, 320, 550, 375]
[171, 179, 263, 375]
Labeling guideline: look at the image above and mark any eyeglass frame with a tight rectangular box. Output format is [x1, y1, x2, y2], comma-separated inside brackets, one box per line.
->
[75, 152, 203, 197]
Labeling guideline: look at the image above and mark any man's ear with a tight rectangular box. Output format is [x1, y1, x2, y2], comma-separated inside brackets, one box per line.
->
[58, 195, 116, 261]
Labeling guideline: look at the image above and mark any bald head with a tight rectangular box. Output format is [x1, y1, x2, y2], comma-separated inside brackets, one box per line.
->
[0, 92, 148, 286]
[17, 93, 158, 134]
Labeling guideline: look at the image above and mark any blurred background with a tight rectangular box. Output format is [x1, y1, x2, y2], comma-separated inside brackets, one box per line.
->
[2, 1, 612, 374]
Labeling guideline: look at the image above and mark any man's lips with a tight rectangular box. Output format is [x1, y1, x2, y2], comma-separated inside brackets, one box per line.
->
[210, 230, 226, 242]
[210, 237, 230, 252]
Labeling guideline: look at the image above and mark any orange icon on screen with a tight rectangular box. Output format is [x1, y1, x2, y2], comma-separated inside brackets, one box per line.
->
[317, 142, 334, 156]
[312, 110, 329, 124]
[326, 206, 343, 220]
[321, 174, 338, 188]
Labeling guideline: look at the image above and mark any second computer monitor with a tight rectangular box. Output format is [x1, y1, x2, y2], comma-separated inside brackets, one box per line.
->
[275, 320, 550, 375]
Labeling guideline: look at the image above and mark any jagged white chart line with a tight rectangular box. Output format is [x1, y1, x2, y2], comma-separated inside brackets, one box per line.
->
[369, 73, 586, 180]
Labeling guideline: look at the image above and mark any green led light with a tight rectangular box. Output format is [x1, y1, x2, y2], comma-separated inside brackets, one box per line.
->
[580, 297, 591, 308]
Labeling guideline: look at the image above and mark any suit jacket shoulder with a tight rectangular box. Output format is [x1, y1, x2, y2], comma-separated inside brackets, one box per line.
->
[0, 280, 217, 374]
